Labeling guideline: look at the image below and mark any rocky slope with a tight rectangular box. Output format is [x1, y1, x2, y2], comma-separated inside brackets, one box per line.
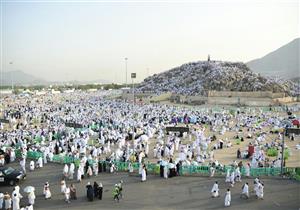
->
[136, 61, 299, 96]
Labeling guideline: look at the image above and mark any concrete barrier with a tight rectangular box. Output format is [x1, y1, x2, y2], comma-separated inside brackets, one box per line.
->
[273, 97, 298, 103]
[208, 90, 286, 98]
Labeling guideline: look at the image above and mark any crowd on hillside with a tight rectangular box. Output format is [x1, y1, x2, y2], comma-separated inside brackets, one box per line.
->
[136, 61, 299, 96]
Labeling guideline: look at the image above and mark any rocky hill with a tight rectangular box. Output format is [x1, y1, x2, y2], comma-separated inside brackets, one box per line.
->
[136, 61, 299, 96]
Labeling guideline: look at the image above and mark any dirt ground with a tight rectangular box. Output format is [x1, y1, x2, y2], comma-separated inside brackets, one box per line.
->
[0, 162, 299, 210]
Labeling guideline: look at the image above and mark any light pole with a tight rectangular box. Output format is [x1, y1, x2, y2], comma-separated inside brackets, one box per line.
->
[280, 129, 285, 176]
[131, 73, 136, 105]
[9, 62, 14, 91]
[132, 78, 134, 105]
[125, 58, 128, 87]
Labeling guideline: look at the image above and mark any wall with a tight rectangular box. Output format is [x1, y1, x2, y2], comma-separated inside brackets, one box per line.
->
[123, 91, 297, 106]
[208, 90, 285, 98]
[122, 92, 155, 102]
[150, 92, 172, 102]
[207, 97, 274, 106]
[273, 97, 298, 104]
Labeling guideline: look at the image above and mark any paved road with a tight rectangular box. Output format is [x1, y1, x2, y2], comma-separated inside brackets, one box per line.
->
[1, 162, 299, 210]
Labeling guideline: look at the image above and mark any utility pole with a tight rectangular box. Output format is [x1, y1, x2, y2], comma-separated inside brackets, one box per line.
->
[280, 129, 285, 175]
[9, 62, 14, 92]
[125, 58, 128, 87]
[131, 73, 136, 105]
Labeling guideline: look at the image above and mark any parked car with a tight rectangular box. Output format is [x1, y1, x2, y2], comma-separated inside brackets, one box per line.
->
[0, 166, 26, 186]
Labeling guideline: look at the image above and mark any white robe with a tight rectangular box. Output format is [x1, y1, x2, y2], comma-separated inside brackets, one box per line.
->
[29, 161, 35, 171]
[245, 164, 250, 177]
[64, 187, 70, 201]
[211, 183, 219, 197]
[225, 170, 231, 182]
[224, 191, 231, 207]
[93, 162, 98, 176]
[235, 168, 241, 182]
[61, 181, 66, 193]
[230, 172, 235, 185]
[138, 164, 143, 175]
[44, 185, 51, 199]
[256, 183, 264, 199]
[128, 163, 133, 173]
[5, 197, 11, 209]
[63, 164, 69, 177]
[20, 159, 26, 174]
[141, 168, 146, 181]
[163, 165, 168, 179]
[28, 192, 35, 205]
[14, 187, 21, 198]
[37, 157, 43, 168]
[0, 193, 3, 209]
[69, 163, 75, 179]
[12, 196, 20, 210]
[10, 150, 16, 162]
[12, 190, 22, 201]
[77, 168, 82, 182]
[26, 204, 33, 210]
[210, 167, 215, 177]
[48, 152, 54, 161]
[242, 184, 249, 198]
[43, 152, 48, 164]
[87, 166, 93, 176]
[45, 187, 51, 199]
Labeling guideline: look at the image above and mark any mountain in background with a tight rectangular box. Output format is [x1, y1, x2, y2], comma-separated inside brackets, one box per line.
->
[0, 70, 111, 86]
[247, 38, 299, 79]
[1, 70, 47, 86]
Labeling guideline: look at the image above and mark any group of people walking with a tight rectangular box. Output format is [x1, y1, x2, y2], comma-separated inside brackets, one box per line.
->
[86, 181, 103, 202]
[211, 175, 264, 207]
[0, 186, 34, 210]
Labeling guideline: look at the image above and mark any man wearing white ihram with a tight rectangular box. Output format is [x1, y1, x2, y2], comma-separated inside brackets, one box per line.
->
[224, 189, 231, 207]
[211, 181, 219, 198]
[141, 165, 147, 182]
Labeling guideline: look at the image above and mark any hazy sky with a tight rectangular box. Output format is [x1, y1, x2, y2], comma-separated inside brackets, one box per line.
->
[1, 0, 299, 83]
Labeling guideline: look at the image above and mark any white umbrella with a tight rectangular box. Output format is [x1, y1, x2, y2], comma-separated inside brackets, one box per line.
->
[23, 186, 35, 193]
[140, 134, 149, 142]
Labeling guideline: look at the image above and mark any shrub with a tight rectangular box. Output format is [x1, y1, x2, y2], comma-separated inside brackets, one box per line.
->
[295, 168, 300, 176]
[284, 149, 290, 160]
[267, 148, 278, 157]
[294, 174, 300, 181]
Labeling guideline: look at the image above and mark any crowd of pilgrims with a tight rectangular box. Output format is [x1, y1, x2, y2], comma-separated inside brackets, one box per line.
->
[0, 90, 299, 209]
[135, 61, 300, 96]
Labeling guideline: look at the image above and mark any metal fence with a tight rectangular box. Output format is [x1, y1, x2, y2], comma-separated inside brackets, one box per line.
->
[15, 149, 299, 179]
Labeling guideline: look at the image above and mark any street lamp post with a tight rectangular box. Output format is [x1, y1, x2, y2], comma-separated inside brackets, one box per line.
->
[132, 78, 135, 105]
[125, 58, 128, 87]
[131, 73, 136, 105]
[280, 129, 285, 176]
[9, 62, 14, 91]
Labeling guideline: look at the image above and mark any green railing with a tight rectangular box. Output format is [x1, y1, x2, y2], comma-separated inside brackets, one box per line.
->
[15, 149, 299, 179]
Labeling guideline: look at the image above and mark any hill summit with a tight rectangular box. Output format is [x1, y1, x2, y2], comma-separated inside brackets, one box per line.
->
[136, 60, 298, 96]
